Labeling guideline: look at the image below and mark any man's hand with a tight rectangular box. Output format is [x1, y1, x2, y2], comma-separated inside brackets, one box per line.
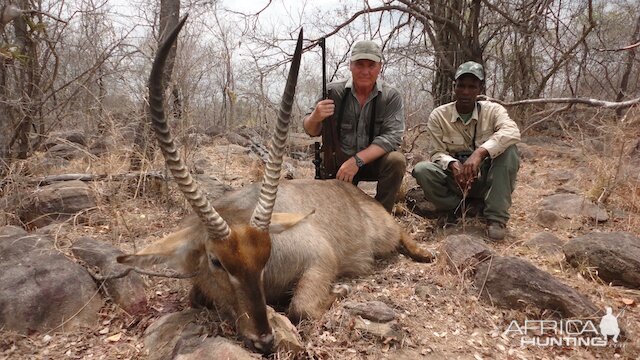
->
[449, 161, 471, 190]
[461, 148, 489, 184]
[311, 99, 335, 122]
[304, 99, 335, 136]
[336, 156, 359, 183]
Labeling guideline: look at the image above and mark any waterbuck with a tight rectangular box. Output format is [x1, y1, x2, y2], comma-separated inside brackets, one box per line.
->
[117, 16, 434, 353]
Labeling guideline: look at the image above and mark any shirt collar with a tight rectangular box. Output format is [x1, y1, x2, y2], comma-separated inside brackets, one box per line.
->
[450, 101, 480, 123]
[346, 78, 383, 98]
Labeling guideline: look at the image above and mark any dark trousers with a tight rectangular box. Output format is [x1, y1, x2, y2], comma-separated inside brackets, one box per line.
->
[353, 151, 406, 213]
[411, 145, 520, 224]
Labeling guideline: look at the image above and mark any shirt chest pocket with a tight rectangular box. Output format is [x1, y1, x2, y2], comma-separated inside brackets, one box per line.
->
[442, 134, 466, 148]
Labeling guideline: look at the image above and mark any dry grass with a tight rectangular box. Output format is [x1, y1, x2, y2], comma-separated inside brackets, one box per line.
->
[1, 120, 640, 359]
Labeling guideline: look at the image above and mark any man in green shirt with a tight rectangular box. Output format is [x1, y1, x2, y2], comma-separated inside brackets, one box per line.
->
[303, 40, 405, 213]
[412, 61, 521, 240]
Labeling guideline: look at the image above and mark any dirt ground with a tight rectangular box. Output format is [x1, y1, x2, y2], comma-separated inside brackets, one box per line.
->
[1, 132, 640, 360]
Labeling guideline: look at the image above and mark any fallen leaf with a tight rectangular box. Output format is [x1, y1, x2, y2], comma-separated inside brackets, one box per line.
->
[106, 333, 122, 342]
[621, 298, 635, 305]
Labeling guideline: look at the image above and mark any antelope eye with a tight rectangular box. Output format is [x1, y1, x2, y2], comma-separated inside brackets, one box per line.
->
[209, 256, 223, 269]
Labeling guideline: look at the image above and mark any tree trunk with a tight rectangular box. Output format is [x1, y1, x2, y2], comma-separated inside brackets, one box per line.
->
[12, 0, 38, 159]
[428, 0, 483, 107]
[130, 0, 180, 171]
[616, 13, 640, 118]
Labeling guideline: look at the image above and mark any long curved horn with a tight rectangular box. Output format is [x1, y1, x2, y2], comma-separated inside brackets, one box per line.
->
[250, 29, 303, 230]
[149, 15, 230, 240]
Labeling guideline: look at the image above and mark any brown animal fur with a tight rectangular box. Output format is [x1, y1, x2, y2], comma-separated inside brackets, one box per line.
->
[119, 179, 433, 325]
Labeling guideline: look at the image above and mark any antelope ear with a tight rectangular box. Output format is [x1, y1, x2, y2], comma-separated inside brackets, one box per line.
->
[117, 223, 205, 272]
[269, 210, 315, 234]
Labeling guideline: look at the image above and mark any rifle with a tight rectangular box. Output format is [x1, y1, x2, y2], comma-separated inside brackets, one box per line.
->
[314, 37, 348, 179]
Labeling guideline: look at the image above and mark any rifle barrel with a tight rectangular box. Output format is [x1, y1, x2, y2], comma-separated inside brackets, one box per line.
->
[320, 37, 327, 99]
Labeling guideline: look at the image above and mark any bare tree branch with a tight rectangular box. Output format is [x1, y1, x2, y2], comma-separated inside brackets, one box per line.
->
[479, 95, 640, 110]
[595, 41, 640, 52]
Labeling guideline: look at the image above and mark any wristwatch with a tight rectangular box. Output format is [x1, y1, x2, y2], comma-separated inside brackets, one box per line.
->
[354, 154, 365, 168]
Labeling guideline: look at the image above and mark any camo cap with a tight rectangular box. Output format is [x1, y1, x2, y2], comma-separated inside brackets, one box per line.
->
[350, 40, 382, 62]
[455, 61, 484, 81]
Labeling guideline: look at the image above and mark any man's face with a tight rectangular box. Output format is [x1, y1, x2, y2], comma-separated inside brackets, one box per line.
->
[350, 59, 381, 91]
[454, 75, 483, 111]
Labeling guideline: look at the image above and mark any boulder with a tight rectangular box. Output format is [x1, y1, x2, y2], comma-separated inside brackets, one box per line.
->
[440, 234, 493, 272]
[474, 256, 598, 318]
[539, 193, 608, 222]
[144, 309, 208, 360]
[72, 237, 147, 314]
[563, 232, 640, 288]
[45, 143, 86, 160]
[0, 226, 102, 333]
[535, 209, 572, 229]
[354, 318, 401, 340]
[344, 301, 397, 322]
[42, 131, 87, 150]
[17, 180, 96, 228]
[525, 232, 564, 256]
[174, 337, 257, 360]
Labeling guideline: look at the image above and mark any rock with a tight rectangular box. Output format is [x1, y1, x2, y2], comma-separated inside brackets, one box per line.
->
[267, 306, 303, 355]
[354, 317, 401, 340]
[535, 209, 572, 229]
[174, 337, 257, 360]
[563, 232, 640, 288]
[226, 132, 251, 147]
[539, 193, 608, 222]
[193, 174, 229, 202]
[405, 187, 439, 218]
[42, 131, 87, 150]
[0, 227, 102, 333]
[525, 232, 564, 256]
[143, 309, 207, 360]
[17, 180, 97, 228]
[548, 170, 574, 183]
[344, 301, 396, 322]
[474, 256, 598, 318]
[71, 237, 147, 314]
[0, 225, 28, 238]
[440, 234, 493, 272]
[45, 143, 86, 160]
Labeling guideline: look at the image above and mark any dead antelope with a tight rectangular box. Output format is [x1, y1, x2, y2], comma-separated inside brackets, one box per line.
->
[117, 16, 434, 353]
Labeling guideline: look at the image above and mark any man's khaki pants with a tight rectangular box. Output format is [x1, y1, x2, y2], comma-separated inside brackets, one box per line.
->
[411, 145, 520, 224]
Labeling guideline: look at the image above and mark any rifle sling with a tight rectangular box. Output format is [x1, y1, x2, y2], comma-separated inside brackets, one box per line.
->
[336, 89, 378, 149]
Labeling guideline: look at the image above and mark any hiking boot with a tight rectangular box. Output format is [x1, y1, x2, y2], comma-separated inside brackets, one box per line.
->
[486, 221, 506, 240]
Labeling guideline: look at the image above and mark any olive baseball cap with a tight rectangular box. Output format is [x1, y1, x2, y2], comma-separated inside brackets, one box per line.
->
[455, 61, 484, 81]
[350, 40, 382, 62]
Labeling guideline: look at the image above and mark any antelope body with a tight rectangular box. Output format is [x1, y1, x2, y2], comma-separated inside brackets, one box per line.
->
[117, 16, 433, 353]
